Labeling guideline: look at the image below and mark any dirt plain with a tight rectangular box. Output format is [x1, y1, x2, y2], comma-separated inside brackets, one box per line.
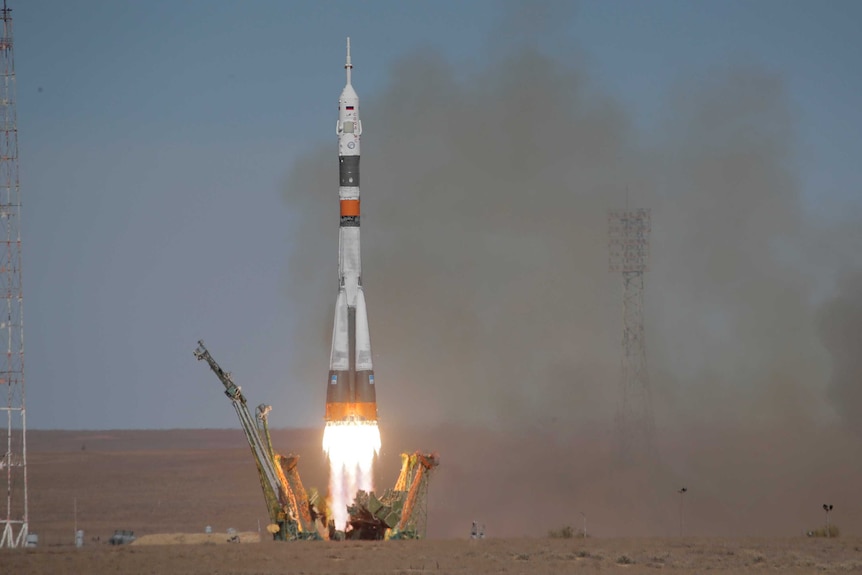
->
[4, 536, 862, 575]
[1, 427, 860, 574]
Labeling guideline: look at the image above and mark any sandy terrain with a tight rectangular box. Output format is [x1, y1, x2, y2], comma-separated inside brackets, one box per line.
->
[133, 532, 261, 545]
[2, 428, 859, 573]
[3, 536, 862, 574]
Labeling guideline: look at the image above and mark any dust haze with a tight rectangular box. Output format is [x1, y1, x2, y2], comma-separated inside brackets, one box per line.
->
[283, 14, 862, 536]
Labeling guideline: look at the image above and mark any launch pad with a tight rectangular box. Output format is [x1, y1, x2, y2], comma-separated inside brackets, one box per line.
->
[194, 340, 438, 541]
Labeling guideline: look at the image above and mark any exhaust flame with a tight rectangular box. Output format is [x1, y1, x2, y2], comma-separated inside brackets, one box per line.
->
[323, 420, 381, 530]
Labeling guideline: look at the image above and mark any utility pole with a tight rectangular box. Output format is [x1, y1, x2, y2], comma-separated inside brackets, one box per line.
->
[677, 487, 687, 536]
[0, 0, 27, 549]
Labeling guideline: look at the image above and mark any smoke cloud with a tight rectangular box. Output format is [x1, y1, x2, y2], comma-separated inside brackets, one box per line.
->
[819, 270, 862, 435]
[282, 18, 862, 535]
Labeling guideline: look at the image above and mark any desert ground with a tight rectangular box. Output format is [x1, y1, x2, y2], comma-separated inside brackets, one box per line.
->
[4, 536, 862, 574]
[1, 428, 860, 574]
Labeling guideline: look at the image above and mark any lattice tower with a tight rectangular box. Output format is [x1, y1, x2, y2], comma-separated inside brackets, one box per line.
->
[0, 0, 26, 549]
[394, 452, 438, 538]
[608, 208, 655, 464]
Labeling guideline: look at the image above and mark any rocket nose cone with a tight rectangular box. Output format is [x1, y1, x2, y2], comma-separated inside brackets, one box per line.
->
[340, 83, 359, 103]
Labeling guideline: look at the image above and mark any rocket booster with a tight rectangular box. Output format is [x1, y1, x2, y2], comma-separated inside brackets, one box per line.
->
[326, 38, 378, 424]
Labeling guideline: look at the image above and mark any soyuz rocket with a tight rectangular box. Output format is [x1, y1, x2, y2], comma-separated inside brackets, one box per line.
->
[325, 38, 378, 424]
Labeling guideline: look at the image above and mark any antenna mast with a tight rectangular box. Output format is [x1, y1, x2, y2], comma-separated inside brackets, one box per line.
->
[0, 0, 28, 548]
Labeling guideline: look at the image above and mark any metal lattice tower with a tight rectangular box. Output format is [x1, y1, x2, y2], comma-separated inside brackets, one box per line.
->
[608, 208, 655, 464]
[0, 0, 26, 549]
[393, 452, 438, 538]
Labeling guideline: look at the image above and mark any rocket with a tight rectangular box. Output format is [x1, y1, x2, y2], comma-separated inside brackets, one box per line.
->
[325, 38, 378, 424]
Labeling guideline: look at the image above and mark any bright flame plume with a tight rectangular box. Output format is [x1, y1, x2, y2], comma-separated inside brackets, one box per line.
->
[323, 420, 381, 530]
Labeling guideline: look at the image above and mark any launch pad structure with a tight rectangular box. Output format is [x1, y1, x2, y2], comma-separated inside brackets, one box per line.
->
[194, 341, 439, 541]
[608, 207, 656, 464]
[0, 0, 27, 549]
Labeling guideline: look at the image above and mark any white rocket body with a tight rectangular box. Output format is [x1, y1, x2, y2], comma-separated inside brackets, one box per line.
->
[326, 38, 377, 423]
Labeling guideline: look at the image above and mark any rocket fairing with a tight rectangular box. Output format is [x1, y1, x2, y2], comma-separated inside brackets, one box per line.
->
[326, 38, 378, 424]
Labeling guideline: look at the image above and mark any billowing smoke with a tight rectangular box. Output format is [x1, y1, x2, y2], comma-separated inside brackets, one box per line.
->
[287, 48, 633, 430]
[282, 21, 862, 536]
[819, 270, 862, 435]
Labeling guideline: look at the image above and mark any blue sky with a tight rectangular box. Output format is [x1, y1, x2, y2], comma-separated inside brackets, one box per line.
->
[13, 1, 861, 429]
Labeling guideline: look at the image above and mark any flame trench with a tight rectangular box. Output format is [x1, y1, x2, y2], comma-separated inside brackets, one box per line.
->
[323, 420, 381, 530]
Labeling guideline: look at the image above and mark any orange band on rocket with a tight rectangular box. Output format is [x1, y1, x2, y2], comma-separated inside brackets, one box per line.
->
[340, 199, 360, 217]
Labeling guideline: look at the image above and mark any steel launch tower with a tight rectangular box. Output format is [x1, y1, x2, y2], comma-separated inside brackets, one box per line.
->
[0, 0, 27, 548]
[608, 207, 655, 464]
